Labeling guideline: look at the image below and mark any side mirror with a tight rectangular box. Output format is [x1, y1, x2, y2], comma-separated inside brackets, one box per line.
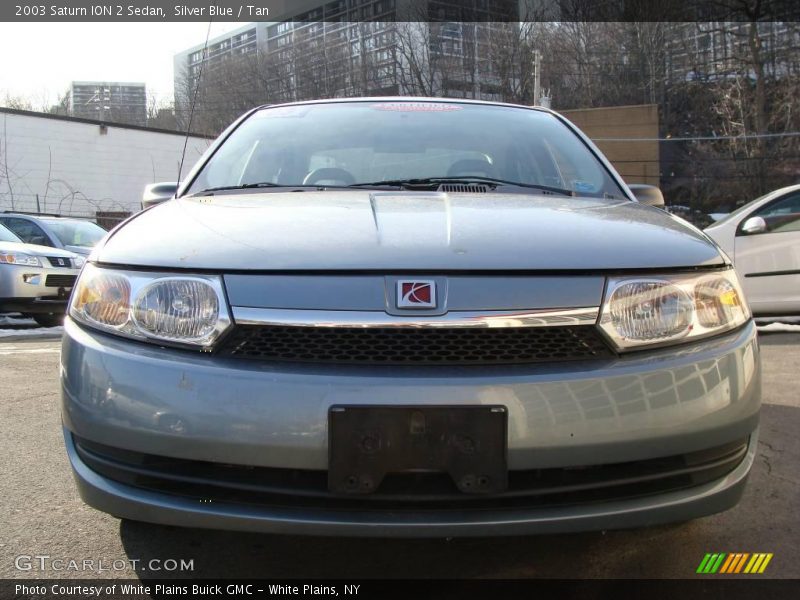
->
[627, 184, 665, 208]
[741, 216, 767, 235]
[142, 182, 179, 209]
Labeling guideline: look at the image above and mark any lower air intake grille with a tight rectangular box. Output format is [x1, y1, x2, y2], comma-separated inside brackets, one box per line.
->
[73, 436, 749, 511]
[218, 325, 614, 365]
[45, 274, 77, 288]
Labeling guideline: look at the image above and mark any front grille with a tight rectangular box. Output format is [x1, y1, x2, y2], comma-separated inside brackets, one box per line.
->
[217, 325, 614, 365]
[73, 436, 749, 512]
[45, 256, 72, 268]
[45, 274, 77, 288]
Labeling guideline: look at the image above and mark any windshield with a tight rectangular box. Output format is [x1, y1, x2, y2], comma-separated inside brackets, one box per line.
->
[186, 101, 626, 199]
[0, 223, 23, 243]
[41, 219, 106, 248]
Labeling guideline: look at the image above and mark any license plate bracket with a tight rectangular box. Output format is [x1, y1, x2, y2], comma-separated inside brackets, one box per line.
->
[328, 405, 507, 495]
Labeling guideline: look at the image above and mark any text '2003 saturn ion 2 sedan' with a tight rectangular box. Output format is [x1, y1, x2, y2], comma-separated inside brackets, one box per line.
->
[61, 99, 760, 537]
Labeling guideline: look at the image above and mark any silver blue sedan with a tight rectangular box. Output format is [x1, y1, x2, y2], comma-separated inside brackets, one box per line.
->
[61, 99, 759, 536]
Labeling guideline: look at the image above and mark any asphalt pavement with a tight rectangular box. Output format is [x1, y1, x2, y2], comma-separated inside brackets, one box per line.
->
[0, 332, 797, 580]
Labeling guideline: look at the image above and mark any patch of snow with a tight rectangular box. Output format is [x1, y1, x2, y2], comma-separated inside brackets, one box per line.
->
[0, 326, 64, 338]
[0, 315, 38, 326]
[755, 316, 800, 325]
[757, 322, 800, 334]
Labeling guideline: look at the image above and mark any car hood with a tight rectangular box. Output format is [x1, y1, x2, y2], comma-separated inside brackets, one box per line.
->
[63, 244, 93, 256]
[98, 192, 725, 271]
[0, 240, 78, 258]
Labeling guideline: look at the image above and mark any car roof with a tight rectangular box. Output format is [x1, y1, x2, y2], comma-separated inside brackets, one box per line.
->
[2, 212, 56, 220]
[1, 212, 93, 222]
[737, 183, 800, 210]
[767, 183, 800, 196]
[254, 96, 556, 115]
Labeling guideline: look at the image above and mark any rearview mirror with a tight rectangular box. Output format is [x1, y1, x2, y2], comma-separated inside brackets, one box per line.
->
[741, 216, 767, 235]
[627, 184, 665, 208]
[142, 182, 179, 209]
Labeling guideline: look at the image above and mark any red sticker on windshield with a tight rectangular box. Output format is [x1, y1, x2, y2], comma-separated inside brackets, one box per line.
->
[372, 102, 463, 112]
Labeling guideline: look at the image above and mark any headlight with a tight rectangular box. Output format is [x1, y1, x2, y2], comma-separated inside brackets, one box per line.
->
[0, 252, 41, 267]
[599, 269, 750, 351]
[69, 263, 231, 349]
[73, 255, 86, 269]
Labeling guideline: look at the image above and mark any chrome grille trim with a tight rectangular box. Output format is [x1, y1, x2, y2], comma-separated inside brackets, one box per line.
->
[231, 306, 600, 329]
[45, 256, 72, 268]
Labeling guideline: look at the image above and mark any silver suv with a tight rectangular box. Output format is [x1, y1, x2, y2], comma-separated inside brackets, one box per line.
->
[0, 223, 82, 326]
[62, 99, 759, 536]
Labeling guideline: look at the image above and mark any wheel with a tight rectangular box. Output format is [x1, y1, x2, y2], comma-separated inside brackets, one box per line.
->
[33, 313, 64, 327]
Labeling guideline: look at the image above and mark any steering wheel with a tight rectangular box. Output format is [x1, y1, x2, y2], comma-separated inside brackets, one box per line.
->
[447, 159, 497, 179]
[302, 168, 356, 186]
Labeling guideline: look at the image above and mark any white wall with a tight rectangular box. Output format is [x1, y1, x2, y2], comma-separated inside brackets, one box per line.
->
[0, 110, 211, 217]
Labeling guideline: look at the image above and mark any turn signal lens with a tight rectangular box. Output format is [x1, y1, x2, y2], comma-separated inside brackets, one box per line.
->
[0, 252, 41, 267]
[68, 264, 231, 348]
[73, 269, 131, 327]
[695, 277, 746, 329]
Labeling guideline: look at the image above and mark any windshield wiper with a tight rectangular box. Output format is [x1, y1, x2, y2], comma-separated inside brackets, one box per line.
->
[348, 176, 574, 196]
[190, 182, 306, 196]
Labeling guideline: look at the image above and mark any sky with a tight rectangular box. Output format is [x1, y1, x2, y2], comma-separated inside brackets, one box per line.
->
[0, 22, 247, 108]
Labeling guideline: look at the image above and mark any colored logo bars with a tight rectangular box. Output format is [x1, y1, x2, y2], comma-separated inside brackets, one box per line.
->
[696, 553, 773, 574]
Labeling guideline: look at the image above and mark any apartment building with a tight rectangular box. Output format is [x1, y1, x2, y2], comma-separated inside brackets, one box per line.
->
[666, 21, 799, 82]
[173, 0, 520, 111]
[70, 81, 147, 126]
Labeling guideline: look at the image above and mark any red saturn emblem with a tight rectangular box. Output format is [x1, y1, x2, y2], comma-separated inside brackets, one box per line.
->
[397, 280, 436, 309]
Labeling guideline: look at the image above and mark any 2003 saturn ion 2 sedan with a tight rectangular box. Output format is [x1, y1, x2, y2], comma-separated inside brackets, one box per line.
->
[62, 99, 760, 536]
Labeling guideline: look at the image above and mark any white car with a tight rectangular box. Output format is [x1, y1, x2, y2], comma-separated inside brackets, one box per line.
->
[705, 184, 800, 316]
[0, 223, 83, 326]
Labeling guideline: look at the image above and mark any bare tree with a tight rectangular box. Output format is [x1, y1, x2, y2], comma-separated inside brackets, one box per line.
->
[175, 44, 278, 135]
[618, 22, 668, 106]
[1, 93, 34, 111]
[681, 4, 800, 197]
[292, 22, 352, 100]
[487, 18, 556, 104]
[394, 1, 448, 97]
[48, 89, 71, 116]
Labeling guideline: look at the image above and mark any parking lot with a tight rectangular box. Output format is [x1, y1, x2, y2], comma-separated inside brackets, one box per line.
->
[1, 323, 798, 580]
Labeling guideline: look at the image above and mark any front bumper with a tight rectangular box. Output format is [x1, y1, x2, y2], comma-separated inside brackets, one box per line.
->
[61, 318, 761, 535]
[0, 263, 76, 313]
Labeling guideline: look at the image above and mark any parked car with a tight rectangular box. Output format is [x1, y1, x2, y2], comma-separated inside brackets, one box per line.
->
[705, 184, 800, 316]
[62, 98, 759, 537]
[665, 205, 713, 229]
[0, 223, 83, 327]
[0, 213, 107, 256]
